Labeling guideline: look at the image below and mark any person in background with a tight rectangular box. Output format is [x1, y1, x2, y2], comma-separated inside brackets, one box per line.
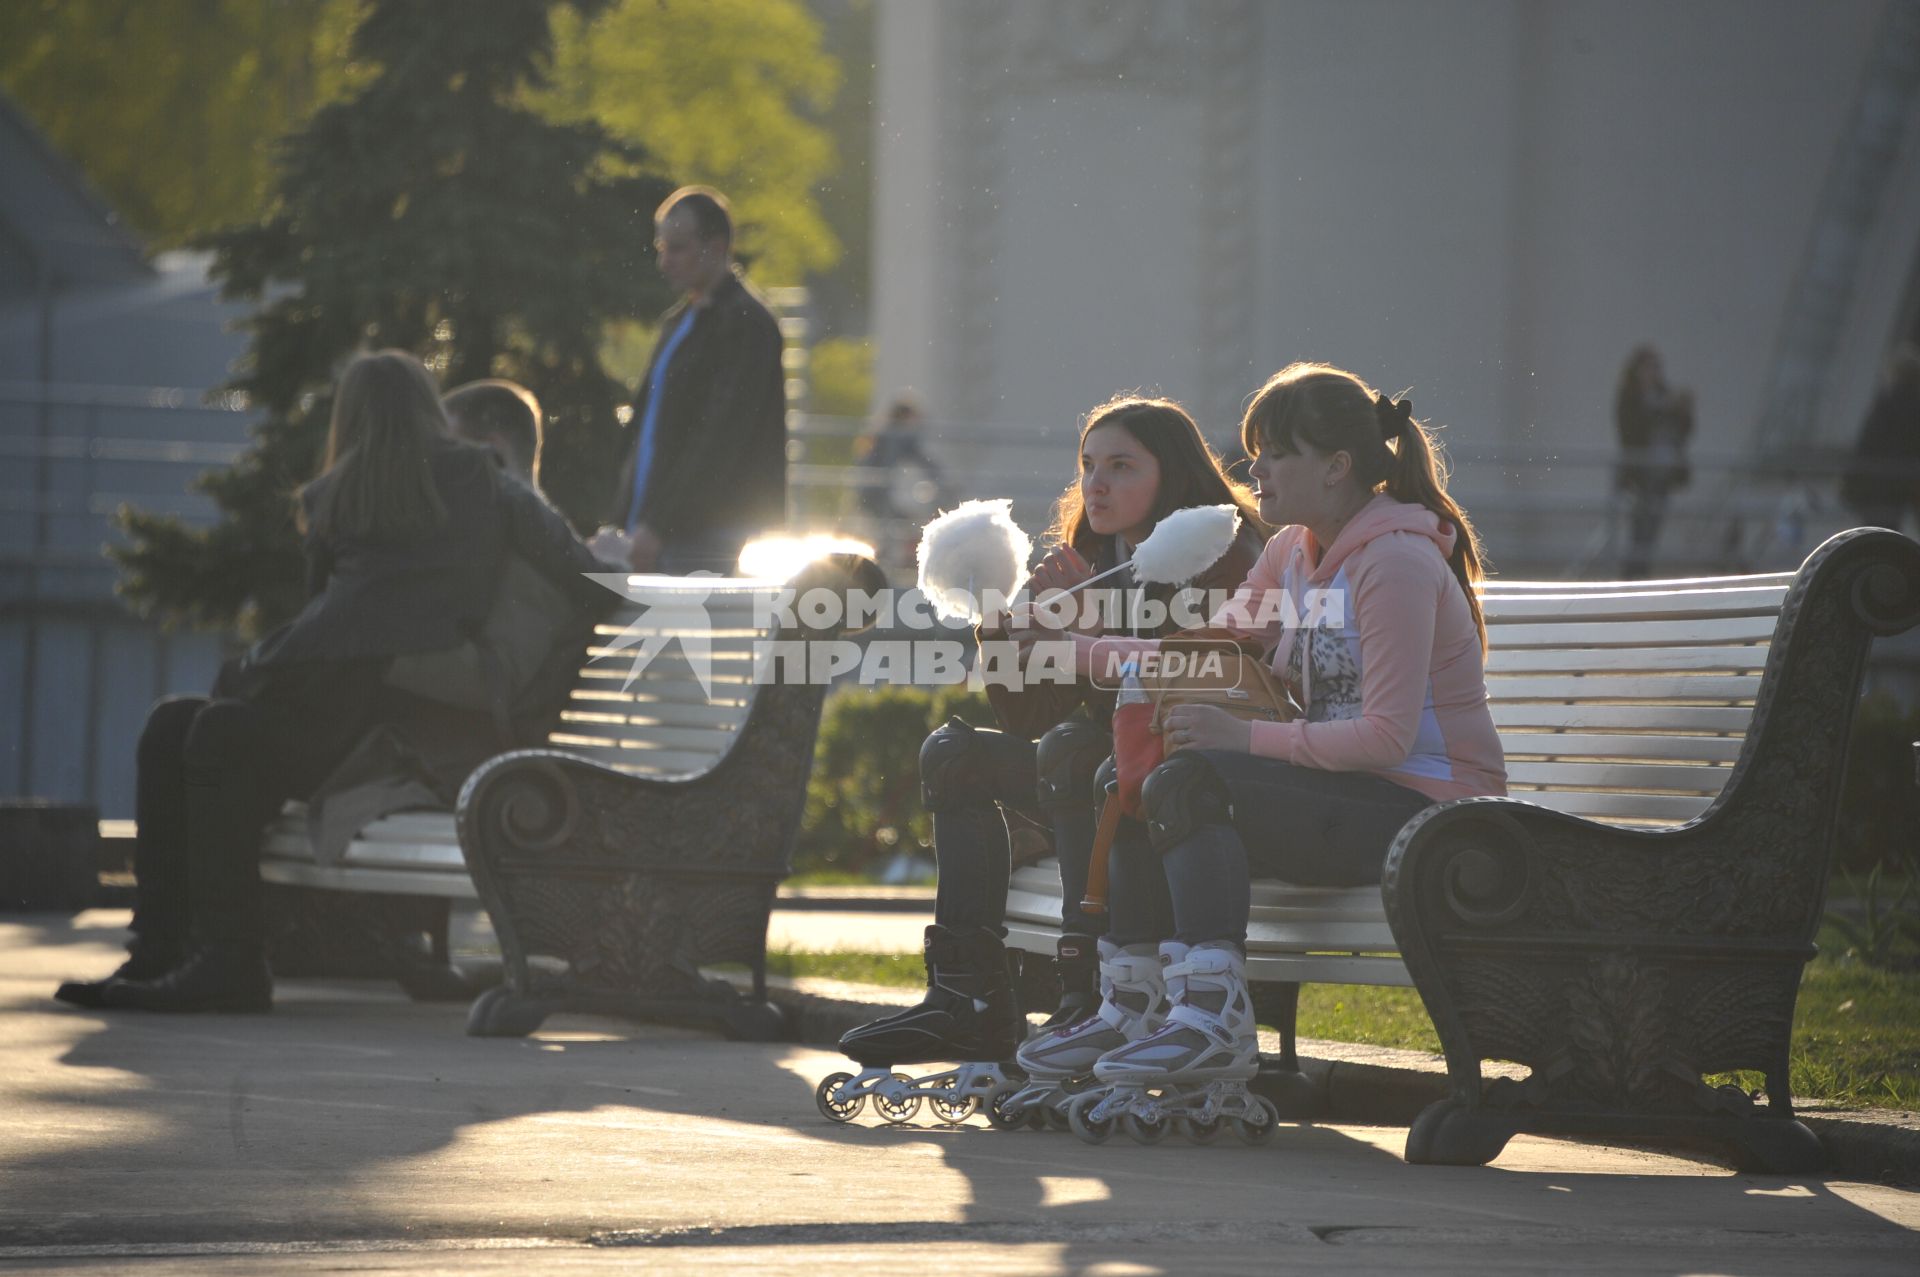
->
[857, 393, 950, 568]
[53, 351, 609, 1014]
[594, 185, 786, 576]
[1613, 344, 1694, 578]
[446, 379, 543, 492]
[1841, 343, 1920, 534]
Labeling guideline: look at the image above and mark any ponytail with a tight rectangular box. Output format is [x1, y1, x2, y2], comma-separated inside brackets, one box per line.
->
[1382, 400, 1488, 654]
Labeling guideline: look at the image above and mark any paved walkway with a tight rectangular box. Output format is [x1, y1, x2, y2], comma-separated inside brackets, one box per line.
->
[4, 910, 1918, 1275]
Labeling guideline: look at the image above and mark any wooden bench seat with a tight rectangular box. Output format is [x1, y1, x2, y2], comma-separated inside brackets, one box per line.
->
[1005, 530, 1920, 1173]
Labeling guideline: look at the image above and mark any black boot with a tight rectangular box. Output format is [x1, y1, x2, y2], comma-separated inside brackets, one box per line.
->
[54, 934, 188, 1009]
[1036, 933, 1099, 1034]
[100, 940, 273, 1013]
[837, 925, 1021, 1067]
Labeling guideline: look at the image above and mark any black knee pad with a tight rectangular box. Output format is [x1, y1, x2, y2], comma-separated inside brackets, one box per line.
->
[919, 717, 990, 812]
[1034, 719, 1109, 809]
[1140, 753, 1233, 853]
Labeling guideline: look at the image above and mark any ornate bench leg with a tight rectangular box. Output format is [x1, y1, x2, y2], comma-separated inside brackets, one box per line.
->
[466, 985, 563, 1038]
[1405, 1097, 1519, 1166]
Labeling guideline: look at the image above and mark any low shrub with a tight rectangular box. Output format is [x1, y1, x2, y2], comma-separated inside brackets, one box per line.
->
[1838, 691, 1920, 876]
[795, 684, 996, 876]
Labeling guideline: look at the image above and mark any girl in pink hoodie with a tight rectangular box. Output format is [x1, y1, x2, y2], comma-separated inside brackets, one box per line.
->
[1051, 362, 1506, 1106]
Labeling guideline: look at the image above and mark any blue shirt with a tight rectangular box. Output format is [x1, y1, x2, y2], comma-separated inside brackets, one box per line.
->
[626, 305, 700, 531]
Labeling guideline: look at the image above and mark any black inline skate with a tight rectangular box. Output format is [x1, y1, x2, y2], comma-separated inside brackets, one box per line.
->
[815, 924, 1025, 1127]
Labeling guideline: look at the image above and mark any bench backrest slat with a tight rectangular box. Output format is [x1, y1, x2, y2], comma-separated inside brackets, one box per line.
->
[1497, 731, 1743, 764]
[1478, 584, 1788, 622]
[1483, 673, 1762, 702]
[1489, 702, 1755, 733]
[1489, 615, 1778, 649]
[550, 582, 781, 778]
[565, 689, 755, 729]
[1486, 644, 1770, 675]
[1482, 572, 1796, 592]
[1503, 759, 1730, 793]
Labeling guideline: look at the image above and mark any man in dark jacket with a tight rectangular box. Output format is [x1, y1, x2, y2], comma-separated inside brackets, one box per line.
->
[604, 186, 787, 575]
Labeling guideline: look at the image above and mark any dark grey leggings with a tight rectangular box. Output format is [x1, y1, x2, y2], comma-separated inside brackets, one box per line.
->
[1108, 750, 1432, 949]
[927, 720, 1112, 939]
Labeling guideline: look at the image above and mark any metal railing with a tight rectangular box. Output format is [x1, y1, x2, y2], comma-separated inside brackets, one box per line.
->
[784, 412, 1915, 581]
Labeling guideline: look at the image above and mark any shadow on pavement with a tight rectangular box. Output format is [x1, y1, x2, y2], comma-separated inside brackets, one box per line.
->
[3, 909, 1915, 1275]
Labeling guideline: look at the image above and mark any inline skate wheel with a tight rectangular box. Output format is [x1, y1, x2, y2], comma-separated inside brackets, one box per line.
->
[1175, 1115, 1222, 1145]
[1229, 1096, 1279, 1146]
[1066, 1091, 1114, 1145]
[815, 1072, 865, 1123]
[983, 1091, 1026, 1130]
[930, 1093, 979, 1124]
[1121, 1110, 1168, 1145]
[874, 1074, 922, 1124]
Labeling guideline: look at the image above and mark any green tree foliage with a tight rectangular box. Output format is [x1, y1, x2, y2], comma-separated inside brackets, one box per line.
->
[0, 0, 362, 248]
[797, 0, 874, 335]
[1, 1, 847, 298]
[111, 0, 670, 637]
[543, 0, 842, 286]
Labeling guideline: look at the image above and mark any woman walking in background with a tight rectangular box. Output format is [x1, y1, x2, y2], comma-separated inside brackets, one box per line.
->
[1614, 344, 1695, 578]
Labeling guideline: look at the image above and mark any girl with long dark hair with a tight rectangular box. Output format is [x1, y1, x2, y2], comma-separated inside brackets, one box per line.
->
[820, 396, 1266, 1117]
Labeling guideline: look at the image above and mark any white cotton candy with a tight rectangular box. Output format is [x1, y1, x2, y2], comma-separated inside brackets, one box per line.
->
[1131, 504, 1240, 583]
[917, 498, 1033, 623]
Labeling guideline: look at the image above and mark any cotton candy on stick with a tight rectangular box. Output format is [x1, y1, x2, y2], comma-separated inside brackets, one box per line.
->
[1130, 504, 1242, 583]
[917, 498, 1034, 623]
[1006, 503, 1242, 636]
[1051, 504, 1242, 595]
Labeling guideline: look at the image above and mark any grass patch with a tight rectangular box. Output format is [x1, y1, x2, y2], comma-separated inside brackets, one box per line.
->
[783, 870, 891, 887]
[767, 950, 926, 988]
[773, 945, 1919, 1110]
[1709, 960, 1920, 1110]
[1294, 984, 1439, 1054]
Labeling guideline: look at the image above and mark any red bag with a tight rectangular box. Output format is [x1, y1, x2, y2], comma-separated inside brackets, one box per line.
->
[1111, 696, 1162, 819]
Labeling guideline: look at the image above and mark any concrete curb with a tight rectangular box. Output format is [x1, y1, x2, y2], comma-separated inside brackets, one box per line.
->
[764, 975, 1920, 1187]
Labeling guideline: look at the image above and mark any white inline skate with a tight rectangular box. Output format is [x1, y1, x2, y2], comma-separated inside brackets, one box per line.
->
[815, 924, 1025, 1127]
[1067, 941, 1279, 1145]
[996, 940, 1172, 1130]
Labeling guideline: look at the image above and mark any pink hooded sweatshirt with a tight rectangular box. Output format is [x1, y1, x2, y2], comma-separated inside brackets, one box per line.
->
[1081, 493, 1506, 804]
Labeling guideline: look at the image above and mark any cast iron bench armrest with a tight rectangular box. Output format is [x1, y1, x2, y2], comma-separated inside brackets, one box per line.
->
[1381, 527, 1920, 1172]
